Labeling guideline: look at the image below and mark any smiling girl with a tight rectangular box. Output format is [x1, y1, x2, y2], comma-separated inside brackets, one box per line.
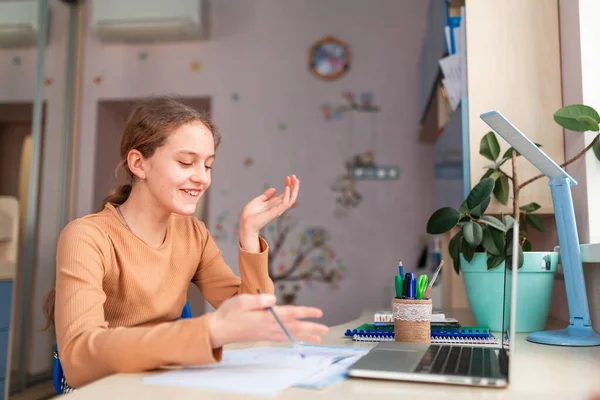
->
[43, 96, 328, 389]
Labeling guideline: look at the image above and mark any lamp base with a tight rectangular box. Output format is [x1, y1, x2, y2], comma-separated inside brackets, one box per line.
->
[527, 325, 600, 346]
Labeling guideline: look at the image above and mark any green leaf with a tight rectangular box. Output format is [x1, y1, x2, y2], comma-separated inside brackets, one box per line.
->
[481, 225, 503, 255]
[486, 254, 504, 270]
[480, 132, 501, 161]
[523, 239, 532, 252]
[519, 213, 526, 228]
[526, 214, 544, 231]
[520, 202, 541, 213]
[427, 207, 461, 234]
[480, 215, 507, 232]
[493, 174, 510, 205]
[459, 201, 469, 217]
[554, 104, 600, 132]
[576, 115, 600, 131]
[506, 229, 524, 270]
[449, 231, 462, 275]
[502, 148, 519, 159]
[463, 221, 483, 247]
[505, 246, 524, 270]
[503, 215, 515, 230]
[593, 139, 600, 162]
[482, 168, 501, 182]
[466, 178, 495, 209]
[471, 196, 490, 219]
[461, 237, 476, 262]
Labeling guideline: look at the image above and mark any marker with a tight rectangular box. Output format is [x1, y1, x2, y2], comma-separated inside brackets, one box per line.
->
[407, 273, 416, 299]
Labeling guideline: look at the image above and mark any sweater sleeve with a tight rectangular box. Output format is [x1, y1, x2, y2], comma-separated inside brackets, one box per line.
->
[192, 221, 274, 309]
[55, 220, 221, 389]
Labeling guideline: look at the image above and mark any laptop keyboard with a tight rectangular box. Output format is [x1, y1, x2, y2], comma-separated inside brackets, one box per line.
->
[414, 345, 493, 377]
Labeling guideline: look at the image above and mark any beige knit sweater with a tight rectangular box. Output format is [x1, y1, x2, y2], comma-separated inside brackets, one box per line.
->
[54, 202, 273, 388]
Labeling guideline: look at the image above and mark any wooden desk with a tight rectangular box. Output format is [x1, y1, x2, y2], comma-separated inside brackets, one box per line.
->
[58, 310, 600, 400]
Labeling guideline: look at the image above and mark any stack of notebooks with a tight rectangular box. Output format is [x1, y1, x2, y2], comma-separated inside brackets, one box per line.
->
[344, 324, 499, 346]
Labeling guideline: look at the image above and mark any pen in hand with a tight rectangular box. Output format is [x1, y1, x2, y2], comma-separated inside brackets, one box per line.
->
[256, 289, 305, 358]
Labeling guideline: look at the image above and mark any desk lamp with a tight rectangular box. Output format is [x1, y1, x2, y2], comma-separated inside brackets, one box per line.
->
[480, 110, 600, 347]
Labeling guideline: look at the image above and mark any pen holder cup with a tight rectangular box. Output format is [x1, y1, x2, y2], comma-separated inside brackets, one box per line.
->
[393, 298, 432, 344]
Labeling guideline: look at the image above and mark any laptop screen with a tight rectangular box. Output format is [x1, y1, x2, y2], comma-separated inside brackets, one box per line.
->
[501, 221, 519, 362]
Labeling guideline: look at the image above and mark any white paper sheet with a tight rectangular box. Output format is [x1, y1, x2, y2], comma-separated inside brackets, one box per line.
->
[143, 345, 368, 397]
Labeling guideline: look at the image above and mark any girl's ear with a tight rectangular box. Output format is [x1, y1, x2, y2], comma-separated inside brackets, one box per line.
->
[127, 149, 147, 181]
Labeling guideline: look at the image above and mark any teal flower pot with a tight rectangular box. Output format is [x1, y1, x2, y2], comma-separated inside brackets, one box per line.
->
[460, 252, 558, 333]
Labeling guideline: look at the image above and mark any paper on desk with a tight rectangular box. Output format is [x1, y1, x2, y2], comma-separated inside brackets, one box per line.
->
[143, 345, 366, 397]
[293, 345, 369, 389]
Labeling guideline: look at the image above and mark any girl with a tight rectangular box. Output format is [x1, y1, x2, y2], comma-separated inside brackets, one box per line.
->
[43, 96, 329, 389]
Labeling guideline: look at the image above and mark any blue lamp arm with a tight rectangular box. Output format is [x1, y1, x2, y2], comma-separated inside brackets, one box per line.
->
[550, 176, 592, 328]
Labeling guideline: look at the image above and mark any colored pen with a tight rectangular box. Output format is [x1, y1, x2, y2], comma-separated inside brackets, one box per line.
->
[398, 260, 404, 279]
[423, 260, 444, 299]
[395, 275, 403, 298]
[257, 289, 305, 358]
[408, 273, 416, 299]
[402, 272, 411, 297]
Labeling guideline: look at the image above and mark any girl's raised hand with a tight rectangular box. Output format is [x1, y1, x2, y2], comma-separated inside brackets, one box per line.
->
[239, 175, 299, 236]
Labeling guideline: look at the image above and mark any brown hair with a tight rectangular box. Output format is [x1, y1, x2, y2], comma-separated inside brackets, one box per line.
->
[42, 95, 221, 331]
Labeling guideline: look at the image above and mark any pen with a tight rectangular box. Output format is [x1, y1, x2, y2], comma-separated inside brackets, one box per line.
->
[423, 260, 444, 299]
[408, 273, 416, 299]
[256, 289, 305, 358]
[402, 272, 411, 298]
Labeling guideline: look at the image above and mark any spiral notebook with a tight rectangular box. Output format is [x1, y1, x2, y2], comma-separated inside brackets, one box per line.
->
[344, 324, 500, 347]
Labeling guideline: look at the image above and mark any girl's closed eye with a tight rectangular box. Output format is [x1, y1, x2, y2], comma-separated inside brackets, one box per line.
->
[179, 161, 192, 167]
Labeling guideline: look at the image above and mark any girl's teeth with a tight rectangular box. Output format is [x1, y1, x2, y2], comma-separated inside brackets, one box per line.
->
[184, 190, 199, 196]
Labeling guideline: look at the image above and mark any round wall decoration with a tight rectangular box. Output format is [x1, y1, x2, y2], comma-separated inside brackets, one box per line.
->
[308, 35, 350, 81]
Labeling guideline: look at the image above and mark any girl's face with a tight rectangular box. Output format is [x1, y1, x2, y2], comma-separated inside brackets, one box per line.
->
[143, 121, 215, 216]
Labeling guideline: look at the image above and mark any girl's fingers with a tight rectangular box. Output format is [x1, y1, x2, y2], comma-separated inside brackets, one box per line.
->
[283, 184, 291, 206]
[274, 305, 324, 320]
[295, 333, 323, 344]
[289, 321, 330, 336]
[290, 177, 300, 204]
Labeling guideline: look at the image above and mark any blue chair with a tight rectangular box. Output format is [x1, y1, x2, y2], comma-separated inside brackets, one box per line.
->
[53, 301, 192, 394]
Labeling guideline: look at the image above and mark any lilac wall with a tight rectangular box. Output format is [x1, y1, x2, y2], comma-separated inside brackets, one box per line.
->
[75, 0, 434, 326]
[2, 0, 434, 374]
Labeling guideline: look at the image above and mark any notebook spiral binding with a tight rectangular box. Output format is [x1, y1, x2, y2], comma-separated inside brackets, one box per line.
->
[346, 324, 500, 347]
[352, 334, 498, 346]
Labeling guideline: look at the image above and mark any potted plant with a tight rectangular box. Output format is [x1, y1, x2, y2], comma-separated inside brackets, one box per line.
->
[426, 105, 600, 332]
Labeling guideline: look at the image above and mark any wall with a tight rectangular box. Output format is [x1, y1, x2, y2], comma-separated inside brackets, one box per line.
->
[0, 0, 70, 378]
[550, 0, 600, 324]
[2, 0, 434, 375]
[74, 0, 433, 329]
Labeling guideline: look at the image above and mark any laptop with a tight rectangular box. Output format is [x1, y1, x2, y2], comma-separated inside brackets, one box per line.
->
[347, 223, 519, 388]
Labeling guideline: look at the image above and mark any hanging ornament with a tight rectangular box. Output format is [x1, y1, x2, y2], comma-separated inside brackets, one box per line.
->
[243, 157, 254, 167]
[190, 61, 202, 72]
